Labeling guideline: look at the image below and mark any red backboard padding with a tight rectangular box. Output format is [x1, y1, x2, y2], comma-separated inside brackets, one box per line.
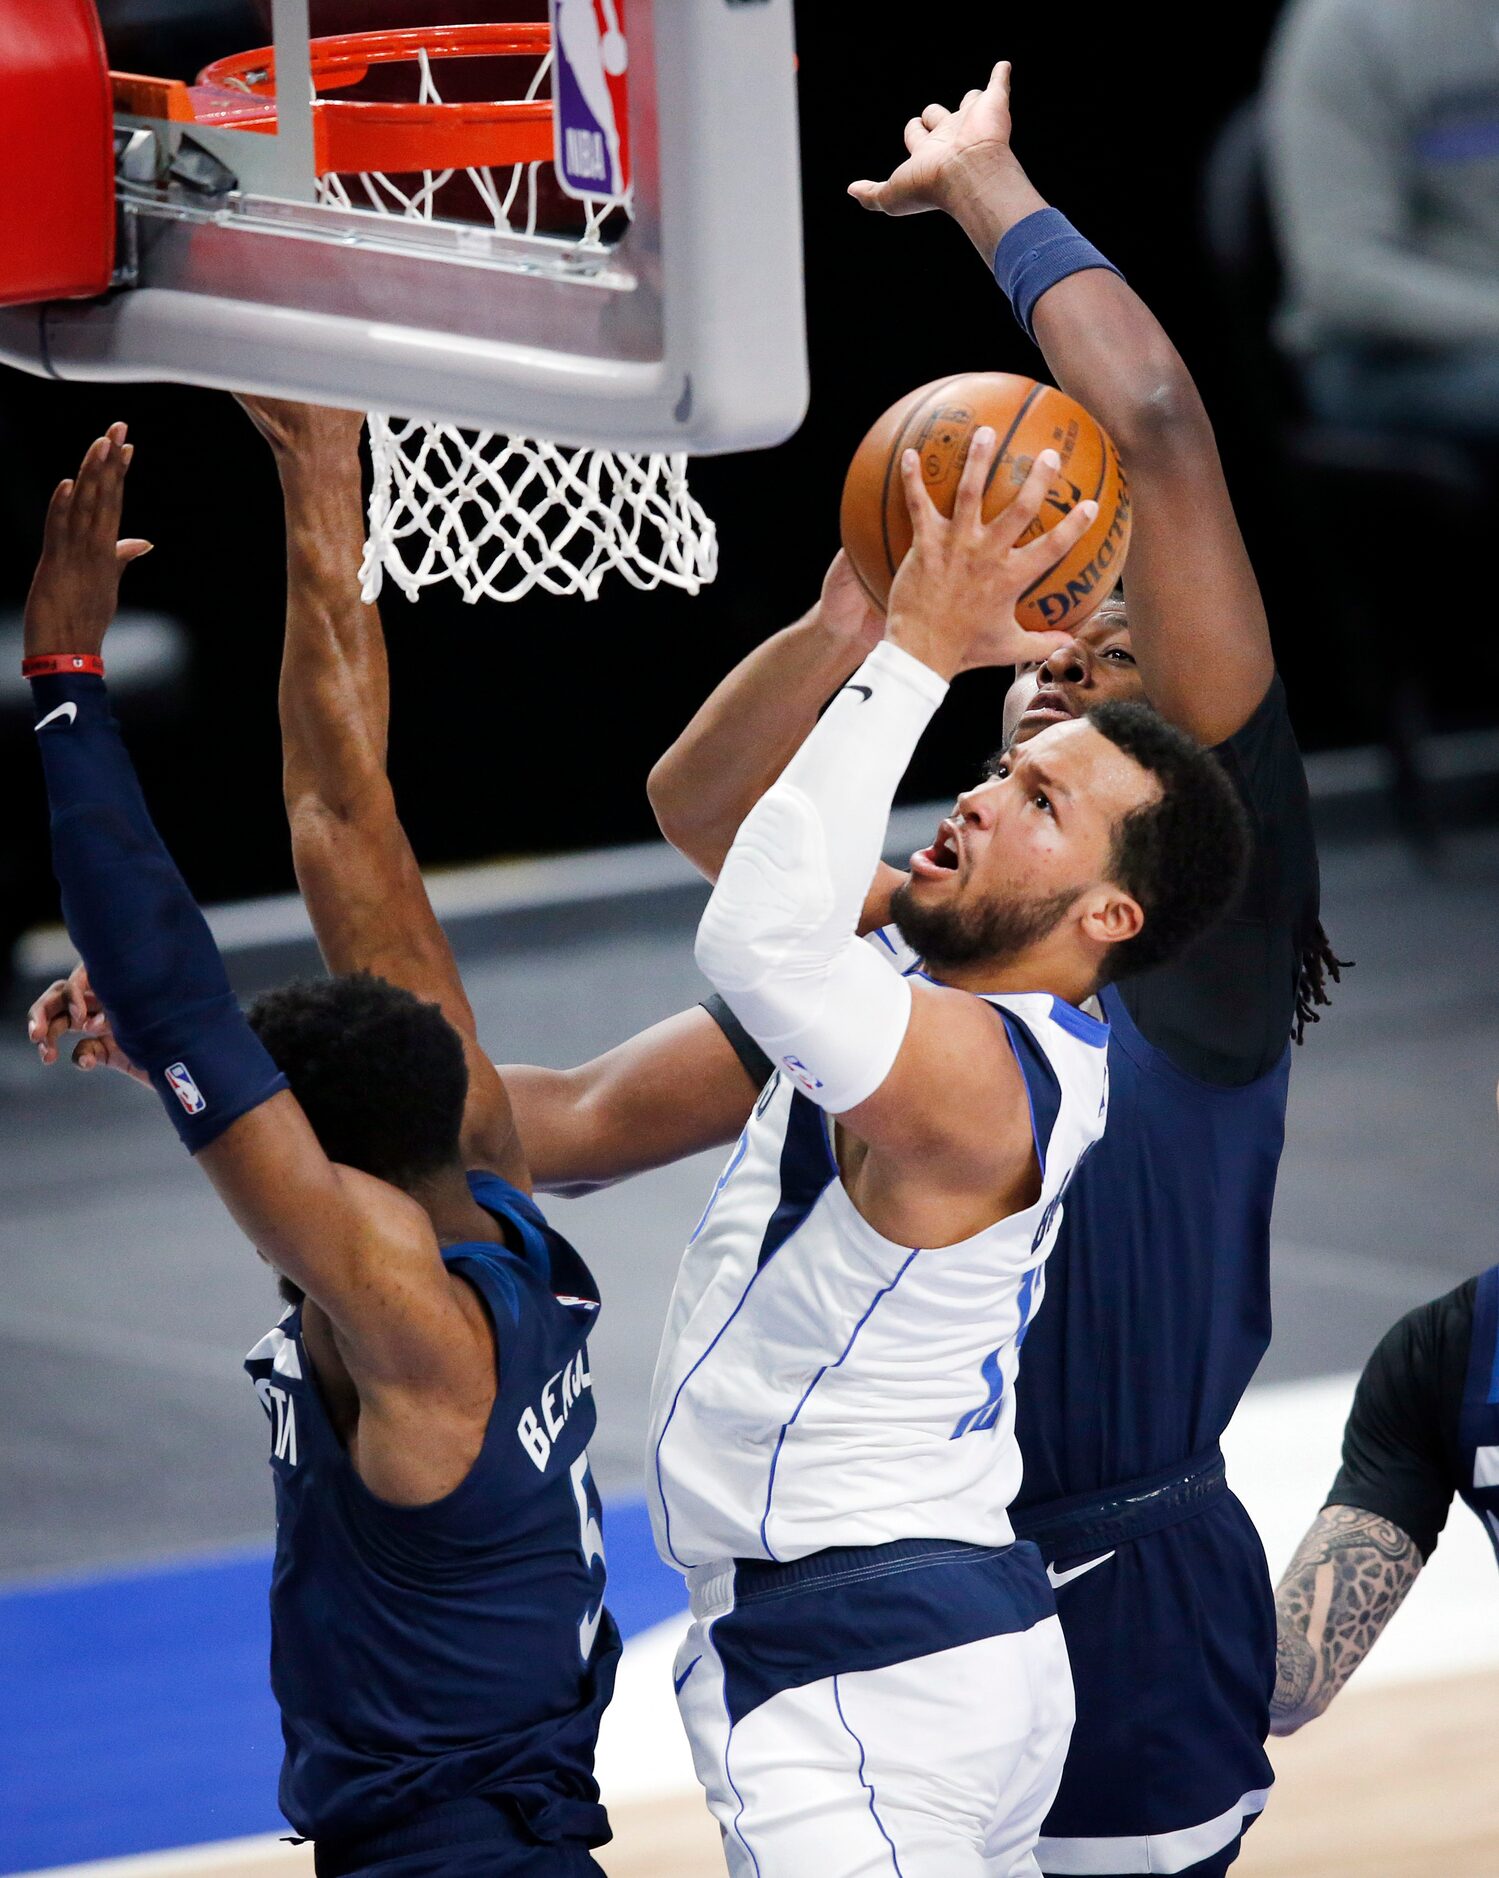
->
[0, 0, 114, 306]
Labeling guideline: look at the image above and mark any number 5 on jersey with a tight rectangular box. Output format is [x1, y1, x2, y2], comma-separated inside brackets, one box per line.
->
[570, 1451, 607, 1660]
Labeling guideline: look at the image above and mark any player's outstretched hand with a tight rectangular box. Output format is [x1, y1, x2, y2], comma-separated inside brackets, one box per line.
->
[27, 963, 148, 1084]
[848, 58, 1017, 218]
[24, 424, 152, 661]
[885, 428, 1096, 683]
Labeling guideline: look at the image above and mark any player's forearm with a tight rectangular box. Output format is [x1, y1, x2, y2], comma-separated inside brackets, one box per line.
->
[504, 1009, 756, 1194]
[942, 151, 1206, 465]
[1269, 1504, 1422, 1734]
[647, 611, 867, 880]
[32, 672, 286, 1151]
[276, 455, 389, 825]
[695, 643, 942, 1111]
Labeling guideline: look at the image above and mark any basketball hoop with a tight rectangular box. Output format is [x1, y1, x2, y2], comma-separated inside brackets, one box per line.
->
[196, 22, 717, 605]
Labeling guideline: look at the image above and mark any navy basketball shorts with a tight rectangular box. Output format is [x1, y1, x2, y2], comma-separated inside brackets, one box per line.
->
[1031, 1492, 1275, 1877]
[674, 1537, 1074, 1877]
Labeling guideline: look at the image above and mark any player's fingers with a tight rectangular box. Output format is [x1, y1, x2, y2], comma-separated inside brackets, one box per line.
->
[902, 115, 928, 155]
[953, 427, 997, 530]
[920, 102, 951, 130]
[41, 478, 75, 549]
[988, 59, 1012, 102]
[1013, 498, 1099, 581]
[847, 179, 885, 210]
[116, 539, 154, 565]
[26, 980, 70, 1047]
[73, 1038, 106, 1072]
[898, 447, 937, 538]
[959, 87, 983, 114]
[989, 447, 1062, 548]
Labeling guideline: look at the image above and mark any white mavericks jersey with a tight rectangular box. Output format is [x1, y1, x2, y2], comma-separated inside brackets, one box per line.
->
[646, 987, 1110, 1571]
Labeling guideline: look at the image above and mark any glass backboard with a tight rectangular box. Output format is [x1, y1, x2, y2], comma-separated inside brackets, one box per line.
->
[0, 0, 807, 455]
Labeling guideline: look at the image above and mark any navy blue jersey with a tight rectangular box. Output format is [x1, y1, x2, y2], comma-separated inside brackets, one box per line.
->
[1010, 990, 1289, 1508]
[244, 1170, 620, 1846]
[1012, 677, 1314, 1509]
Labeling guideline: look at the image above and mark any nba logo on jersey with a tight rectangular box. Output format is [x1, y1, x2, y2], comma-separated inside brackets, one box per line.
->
[550, 0, 631, 200]
[164, 1061, 206, 1115]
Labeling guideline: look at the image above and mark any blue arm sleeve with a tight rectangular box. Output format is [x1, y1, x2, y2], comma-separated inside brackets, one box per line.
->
[32, 671, 287, 1153]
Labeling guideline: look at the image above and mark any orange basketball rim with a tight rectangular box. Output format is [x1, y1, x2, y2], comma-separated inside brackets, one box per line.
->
[110, 23, 554, 179]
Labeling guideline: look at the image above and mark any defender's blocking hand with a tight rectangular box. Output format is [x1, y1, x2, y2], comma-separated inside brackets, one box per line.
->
[24, 424, 152, 660]
[848, 59, 1019, 219]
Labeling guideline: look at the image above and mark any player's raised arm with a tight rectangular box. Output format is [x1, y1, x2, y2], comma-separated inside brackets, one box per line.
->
[694, 434, 1099, 1230]
[22, 428, 482, 1391]
[851, 59, 1274, 747]
[647, 551, 888, 882]
[238, 396, 525, 1187]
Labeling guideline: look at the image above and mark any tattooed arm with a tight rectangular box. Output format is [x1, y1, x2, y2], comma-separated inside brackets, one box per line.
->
[1270, 1504, 1423, 1734]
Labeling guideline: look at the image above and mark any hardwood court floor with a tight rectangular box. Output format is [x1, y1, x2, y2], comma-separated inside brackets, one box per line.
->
[28, 1668, 1499, 1878]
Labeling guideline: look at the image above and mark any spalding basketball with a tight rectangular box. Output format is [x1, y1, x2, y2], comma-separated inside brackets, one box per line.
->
[839, 372, 1131, 636]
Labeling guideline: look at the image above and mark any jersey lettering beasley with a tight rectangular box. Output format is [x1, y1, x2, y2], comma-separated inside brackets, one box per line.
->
[518, 1346, 595, 1470]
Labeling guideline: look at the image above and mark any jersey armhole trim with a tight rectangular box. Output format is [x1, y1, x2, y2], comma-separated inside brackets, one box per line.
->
[998, 1009, 1062, 1178]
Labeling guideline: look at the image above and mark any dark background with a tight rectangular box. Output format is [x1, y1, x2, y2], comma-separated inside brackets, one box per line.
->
[3, 2, 1344, 929]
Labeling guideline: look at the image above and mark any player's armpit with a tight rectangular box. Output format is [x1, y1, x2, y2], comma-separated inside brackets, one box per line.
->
[836, 978, 1039, 1235]
[1268, 1503, 1423, 1735]
[503, 1007, 758, 1195]
[199, 1089, 487, 1392]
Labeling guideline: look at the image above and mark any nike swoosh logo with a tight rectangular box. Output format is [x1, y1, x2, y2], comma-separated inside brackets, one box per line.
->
[579, 1598, 605, 1661]
[34, 702, 78, 731]
[842, 684, 873, 702]
[1046, 1549, 1116, 1591]
[673, 1654, 702, 1695]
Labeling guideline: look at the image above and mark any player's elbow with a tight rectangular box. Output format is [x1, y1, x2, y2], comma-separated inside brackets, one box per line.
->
[1103, 358, 1214, 466]
[647, 753, 726, 879]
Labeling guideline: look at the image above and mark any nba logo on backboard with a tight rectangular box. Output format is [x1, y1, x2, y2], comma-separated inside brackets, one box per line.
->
[164, 1062, 207, 1116]
[550, 0, 631, 201]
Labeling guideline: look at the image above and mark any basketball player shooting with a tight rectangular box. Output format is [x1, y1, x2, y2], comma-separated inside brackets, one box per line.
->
[644, 432, 1248, 1877]
[22, 424, 619, 1878]
[651, 55, 1342, 1878]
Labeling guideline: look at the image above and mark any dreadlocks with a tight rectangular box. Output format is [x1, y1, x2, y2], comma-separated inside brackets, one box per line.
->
[1294, 920, 1351, 1045]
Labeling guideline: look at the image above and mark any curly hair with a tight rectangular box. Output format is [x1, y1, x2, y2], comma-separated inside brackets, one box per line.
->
[247, 971, 468, 1189]
[1087, 700, 1251, 983]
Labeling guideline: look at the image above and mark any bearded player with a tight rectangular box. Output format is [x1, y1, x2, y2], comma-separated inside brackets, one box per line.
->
[646, 61, 1339, 1878]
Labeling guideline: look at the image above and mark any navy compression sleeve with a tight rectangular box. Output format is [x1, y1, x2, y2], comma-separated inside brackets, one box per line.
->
[31, 670, 286, 1152]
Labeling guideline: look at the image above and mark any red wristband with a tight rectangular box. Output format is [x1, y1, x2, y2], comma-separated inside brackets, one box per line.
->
[22, 654, 105, 678]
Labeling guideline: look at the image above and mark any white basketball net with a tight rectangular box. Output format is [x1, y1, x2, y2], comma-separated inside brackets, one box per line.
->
[318, 46, 717, 605]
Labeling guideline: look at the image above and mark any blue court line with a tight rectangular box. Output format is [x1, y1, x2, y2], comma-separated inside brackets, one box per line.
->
[0, 1498, 684, 1875]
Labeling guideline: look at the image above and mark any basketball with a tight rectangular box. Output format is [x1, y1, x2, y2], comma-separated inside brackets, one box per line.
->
[839, 372, 1132, 636]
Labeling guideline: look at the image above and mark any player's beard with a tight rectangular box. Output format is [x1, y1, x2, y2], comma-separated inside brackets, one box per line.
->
[890, 877, 1078, 974]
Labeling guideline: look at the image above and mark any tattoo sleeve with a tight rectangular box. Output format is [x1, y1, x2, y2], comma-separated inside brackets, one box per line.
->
[1269, 1504, 1422, 1734]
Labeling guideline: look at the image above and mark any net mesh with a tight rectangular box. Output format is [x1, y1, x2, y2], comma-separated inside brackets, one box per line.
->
[316, 45, 717, 605]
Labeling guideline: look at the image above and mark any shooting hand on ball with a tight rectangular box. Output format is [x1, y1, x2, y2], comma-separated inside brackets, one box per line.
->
[885, 429, 1096, 684]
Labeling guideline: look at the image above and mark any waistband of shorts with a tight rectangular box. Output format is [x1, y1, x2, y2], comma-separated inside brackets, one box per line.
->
[687, 1536, 1018, 1623]
[1009, 1445, 1227, 1557]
